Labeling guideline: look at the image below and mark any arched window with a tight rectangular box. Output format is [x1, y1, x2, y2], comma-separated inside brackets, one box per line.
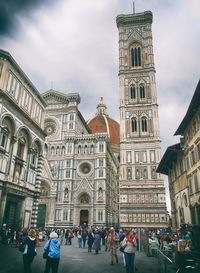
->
[78, 145, 81, 154]
[51, 147, 55, 155]
[98, 187, 103, 199]
[56, 146, 59, 155]
[64, 188, 69, 200]
[140, 85, 145, 99]
[84, 145, 87, 154]
[141, 117, 147, 132]
[130, 85, 136, 99]
[17, 137, 26, 159]
[131, 46, 141, 67]
[131, 118, 137, 132]
[0, 127, 9, 150]
[90, 144, 94, 154]
[62, 146, 66, 155]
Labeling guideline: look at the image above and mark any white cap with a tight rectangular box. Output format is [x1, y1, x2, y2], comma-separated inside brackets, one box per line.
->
[50, 232, 58, 239]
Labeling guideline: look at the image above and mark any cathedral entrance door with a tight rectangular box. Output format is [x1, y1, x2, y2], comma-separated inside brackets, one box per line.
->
[80, 210, 89, 226]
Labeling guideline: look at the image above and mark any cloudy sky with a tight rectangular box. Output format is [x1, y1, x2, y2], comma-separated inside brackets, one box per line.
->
[1, 0, 200, 211]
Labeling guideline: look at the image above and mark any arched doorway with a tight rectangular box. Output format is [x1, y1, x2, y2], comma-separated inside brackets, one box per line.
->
[78, 193, 91, 226]
[80, 210, 89, 225]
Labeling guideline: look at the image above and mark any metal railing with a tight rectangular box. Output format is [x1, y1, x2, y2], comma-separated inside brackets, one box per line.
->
[157, 250, 177, 273]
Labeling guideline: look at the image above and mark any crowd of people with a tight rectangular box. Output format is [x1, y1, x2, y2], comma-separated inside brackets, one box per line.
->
[0, 225, 139, 273]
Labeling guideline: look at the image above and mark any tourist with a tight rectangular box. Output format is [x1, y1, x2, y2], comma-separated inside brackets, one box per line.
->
[93, 230, 101, 254]
[121, 229, 136, 273]
[87, 230, 94, 252]
[108, 227, 119, 265]
[77, 228, 82, 248]
[21, 229, 37, 273]
[44, 231, 60, 273]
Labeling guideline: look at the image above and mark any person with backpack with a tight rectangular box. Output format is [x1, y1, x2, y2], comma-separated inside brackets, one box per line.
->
[20, 229, 37, 273]
[43, 231, 60, 273]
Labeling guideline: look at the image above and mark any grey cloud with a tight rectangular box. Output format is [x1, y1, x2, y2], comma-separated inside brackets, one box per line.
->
[0, 0, 62, 36]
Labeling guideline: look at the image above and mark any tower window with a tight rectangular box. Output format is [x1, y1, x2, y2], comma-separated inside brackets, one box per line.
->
[130, 85, 136, 99]
[141, 117, 148, 132]
[131, 118, 137, 132]
[131, 47, 141, 67]
[140, 85, 145, 99]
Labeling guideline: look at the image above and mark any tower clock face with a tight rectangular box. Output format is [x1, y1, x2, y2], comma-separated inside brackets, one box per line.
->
[44, 119, 58, 136]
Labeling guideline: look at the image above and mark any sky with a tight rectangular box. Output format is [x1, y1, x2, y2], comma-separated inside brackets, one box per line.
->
[1, 0, 200, 212]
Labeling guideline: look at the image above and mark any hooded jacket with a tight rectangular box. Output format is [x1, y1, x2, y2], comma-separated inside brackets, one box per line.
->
[44, 238, 60, 258]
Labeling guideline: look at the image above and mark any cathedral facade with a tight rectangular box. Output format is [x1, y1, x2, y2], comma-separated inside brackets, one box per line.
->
[116, 11, 167, 228]
[39, 91, 119, 228]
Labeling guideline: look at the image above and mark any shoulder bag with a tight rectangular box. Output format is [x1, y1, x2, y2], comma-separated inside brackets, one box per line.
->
[43, 240, 51, 259]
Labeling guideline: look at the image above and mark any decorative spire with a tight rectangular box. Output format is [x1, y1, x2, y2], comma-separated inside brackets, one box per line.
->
[96, 97, 108, 116]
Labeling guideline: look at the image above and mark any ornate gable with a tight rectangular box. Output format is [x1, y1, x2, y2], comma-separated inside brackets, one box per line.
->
[74, 178, 93, 201]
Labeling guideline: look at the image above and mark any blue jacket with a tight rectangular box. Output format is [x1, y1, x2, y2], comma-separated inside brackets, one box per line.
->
[44, 239, 60, 258]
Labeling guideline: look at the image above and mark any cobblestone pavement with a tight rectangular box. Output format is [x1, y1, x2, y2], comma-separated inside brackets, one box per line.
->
[0, 239, 159, 273]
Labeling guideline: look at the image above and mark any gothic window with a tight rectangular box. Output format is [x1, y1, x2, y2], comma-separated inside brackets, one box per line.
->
[99, 143, 104, 152]
[127, 167, 132, 180]
[66, 170, 70, 178]
[90, 144, 94, 154]
[139, 85, 145, 99]
[135, 167, 140, 179]
[69, 114, 74, 121]
[143, 168, 148, 179]
[98, 187, 103, 200]
[141, 117, 148, 132]
[63, 210, 68, 221]
[84, 145, 87, 154]
[55, 209, 61, 221]
[64, 188, 69, 200]
[78, 145, 81, 154]
[151, 167, 157, 179]
[51, 147, 55, 155]
[98, 211, 103, 221]
[30, 149, 38, 167]
[99, 159, 104, 167]
[0, 127, 9, 150]
[131, 46, 141, 67]
[67, 143, 72, 154]
[99, 169, 104, 177]
[131, 118, 137, 132]
[130, 85, 136, 99]
[69, 122, 74, 130]
[17, 137, 26, 159]
[62, 146, 66, 155]
[56, 146, 59, 155]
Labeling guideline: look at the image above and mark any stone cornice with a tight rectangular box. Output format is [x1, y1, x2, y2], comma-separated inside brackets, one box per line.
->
[65, 133, 109, 142]
[116, 11, 153, 28]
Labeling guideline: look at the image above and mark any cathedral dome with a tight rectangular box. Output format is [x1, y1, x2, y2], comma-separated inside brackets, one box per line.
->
[87, 97, 120, 145]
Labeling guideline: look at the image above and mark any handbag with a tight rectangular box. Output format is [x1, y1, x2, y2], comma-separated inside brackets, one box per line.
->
[119, 239, 127, 252]
[43, 240, 51, 259]
[119, 245, 126, 252]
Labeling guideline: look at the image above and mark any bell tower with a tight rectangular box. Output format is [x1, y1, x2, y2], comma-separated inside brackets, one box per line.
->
[116, 11, 167, 228]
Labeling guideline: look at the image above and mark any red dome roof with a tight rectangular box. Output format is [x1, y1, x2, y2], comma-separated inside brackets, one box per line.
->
[87, 97, 120, 145]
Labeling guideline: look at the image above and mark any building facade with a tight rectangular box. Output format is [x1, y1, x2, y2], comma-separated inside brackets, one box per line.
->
[39, 91, 119, 228]
[116, 11, 167, 228]
[0, 49, 46, 229]
[158, 80, 200, 229]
